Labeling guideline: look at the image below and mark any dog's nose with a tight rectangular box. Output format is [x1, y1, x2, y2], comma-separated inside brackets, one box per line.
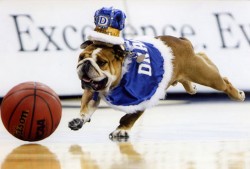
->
[83, 60, 91, 72]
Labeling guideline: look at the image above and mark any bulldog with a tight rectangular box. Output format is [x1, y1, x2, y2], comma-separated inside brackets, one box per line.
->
[68, 35, 245, 139]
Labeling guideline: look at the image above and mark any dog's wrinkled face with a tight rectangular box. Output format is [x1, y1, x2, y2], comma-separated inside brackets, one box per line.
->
[77, 41, 125, 92]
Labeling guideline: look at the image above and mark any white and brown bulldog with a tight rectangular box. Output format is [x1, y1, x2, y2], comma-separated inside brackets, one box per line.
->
[68, 35, 245, 139]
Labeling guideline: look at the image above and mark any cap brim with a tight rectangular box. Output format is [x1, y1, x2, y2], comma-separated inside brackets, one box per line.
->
[87, 31, 124, 45]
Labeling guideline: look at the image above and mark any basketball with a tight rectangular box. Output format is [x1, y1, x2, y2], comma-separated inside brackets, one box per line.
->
[0, 82, 62, 141]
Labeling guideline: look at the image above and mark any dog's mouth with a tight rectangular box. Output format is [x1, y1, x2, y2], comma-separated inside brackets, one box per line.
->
[81, 74, 108, 91]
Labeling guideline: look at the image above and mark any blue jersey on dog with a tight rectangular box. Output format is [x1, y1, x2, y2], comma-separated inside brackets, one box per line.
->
[101, 37, 174, 113]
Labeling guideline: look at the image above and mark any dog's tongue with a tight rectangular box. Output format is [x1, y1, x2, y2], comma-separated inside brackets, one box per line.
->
[82, 77, 92, 83]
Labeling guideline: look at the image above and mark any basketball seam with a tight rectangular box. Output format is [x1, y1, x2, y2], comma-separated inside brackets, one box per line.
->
[36, 95, 54, 137]
[36, 89, 61, 105]
[7, 95, 34, 129]
[3, 89, 35, 103]
[3, 88, 61, 105]
[28, 82, 37, 140]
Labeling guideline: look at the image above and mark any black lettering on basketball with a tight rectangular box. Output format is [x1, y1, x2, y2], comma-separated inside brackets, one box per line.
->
[14, 110, 29, 138]
[36, 119, 45, 139]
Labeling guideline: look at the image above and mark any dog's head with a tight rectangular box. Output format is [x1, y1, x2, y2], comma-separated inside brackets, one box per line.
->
[77, 40, 126, 92]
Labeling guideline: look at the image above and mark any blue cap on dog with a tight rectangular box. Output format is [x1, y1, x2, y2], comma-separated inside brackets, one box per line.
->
[87, 7, 126, 45]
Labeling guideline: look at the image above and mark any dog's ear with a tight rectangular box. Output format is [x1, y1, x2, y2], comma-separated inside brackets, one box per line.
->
[113, 45, 126, 60]
[80, 40, 93, 49]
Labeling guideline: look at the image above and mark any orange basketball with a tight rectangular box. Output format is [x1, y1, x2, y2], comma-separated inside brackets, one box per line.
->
[1, 82, 62, 141]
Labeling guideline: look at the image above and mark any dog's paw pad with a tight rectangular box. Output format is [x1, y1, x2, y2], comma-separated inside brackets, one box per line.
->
[68, 118, 84, 130]
[109, 129, 130, 139]
[239, 90, 245, 101]
[189, 84, 197, 95]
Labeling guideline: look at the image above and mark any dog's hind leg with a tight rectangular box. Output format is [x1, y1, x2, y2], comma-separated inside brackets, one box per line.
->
[185, 52, 245, 101]
[109, 111, 144, 140]
[222, 77, 245, 101]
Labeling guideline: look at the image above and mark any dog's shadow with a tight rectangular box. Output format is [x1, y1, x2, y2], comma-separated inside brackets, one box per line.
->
[69, 145, 99, 169]
[69, 140, 145, 169]
[109, 139, 145, 169]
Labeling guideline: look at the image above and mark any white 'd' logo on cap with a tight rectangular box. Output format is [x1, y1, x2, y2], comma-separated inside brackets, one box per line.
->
[97, 16, 109, 27]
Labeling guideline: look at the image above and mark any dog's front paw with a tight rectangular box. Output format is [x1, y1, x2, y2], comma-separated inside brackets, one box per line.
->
[109, 129, 130, 139]
[68, 118, 84, 131]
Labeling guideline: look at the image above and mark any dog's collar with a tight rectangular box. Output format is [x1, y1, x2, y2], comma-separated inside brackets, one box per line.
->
[124, 40, 145, 63]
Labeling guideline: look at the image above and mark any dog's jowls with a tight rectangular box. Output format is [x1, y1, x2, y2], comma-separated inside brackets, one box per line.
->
[69, 35, 245, 139]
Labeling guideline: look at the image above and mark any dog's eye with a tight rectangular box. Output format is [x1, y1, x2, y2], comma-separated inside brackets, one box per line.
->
[96, 60, 107, 67]
[78, 54, 84, 62]
[78, 55, 84, 61]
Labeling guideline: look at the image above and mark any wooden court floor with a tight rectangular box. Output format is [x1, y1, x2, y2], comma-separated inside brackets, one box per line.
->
[1, 98, 250, 169]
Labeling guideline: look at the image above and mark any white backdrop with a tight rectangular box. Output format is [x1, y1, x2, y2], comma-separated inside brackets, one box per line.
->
[0, 0, 249, 97]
